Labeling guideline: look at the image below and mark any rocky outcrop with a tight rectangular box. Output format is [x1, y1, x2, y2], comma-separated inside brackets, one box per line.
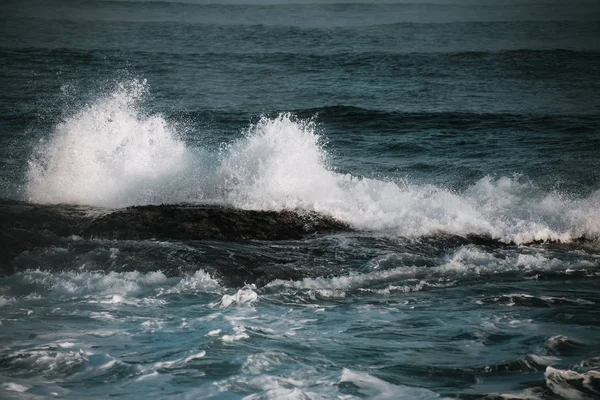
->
[0, 200, 352, 273]
[83, 204, 351, 241]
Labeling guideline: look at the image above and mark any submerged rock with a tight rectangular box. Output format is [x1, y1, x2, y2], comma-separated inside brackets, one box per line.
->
[0, 200, 352, 274]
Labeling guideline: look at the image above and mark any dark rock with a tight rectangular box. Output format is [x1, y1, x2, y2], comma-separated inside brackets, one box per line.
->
[83, 204, 351, 241]
[0, 200, 353, 273]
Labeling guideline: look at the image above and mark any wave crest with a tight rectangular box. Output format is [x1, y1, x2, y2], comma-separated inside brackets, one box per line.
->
[25, 80, 600, 244]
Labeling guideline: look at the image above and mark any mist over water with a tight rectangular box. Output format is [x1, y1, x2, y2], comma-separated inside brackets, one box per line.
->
[2, 0, 600, 399]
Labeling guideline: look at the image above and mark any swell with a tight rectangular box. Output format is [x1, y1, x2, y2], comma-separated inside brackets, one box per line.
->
[5, 102, 600, 130]
[292, 106, 600, 131]
[5, 108, 599, 142]
[70, 1, 477, 8]
[6, 12, 600, 27]
[3, 47, 598, 93]
[169, 105, 600, 138]
[4, 46, 599, 60]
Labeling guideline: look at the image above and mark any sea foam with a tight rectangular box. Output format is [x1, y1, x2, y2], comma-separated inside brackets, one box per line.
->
[26, 79, 600, 244]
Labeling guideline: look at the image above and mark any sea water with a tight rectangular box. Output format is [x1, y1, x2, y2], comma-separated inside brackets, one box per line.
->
[1, 1, 599, 398]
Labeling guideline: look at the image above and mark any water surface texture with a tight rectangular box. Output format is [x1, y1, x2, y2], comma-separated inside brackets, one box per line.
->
[1, 0, 600, 398]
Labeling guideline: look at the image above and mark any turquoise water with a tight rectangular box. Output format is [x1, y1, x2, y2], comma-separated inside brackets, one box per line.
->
[1, 1, 599, 398]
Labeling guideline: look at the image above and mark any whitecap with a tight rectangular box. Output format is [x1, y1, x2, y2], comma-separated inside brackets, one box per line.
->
[2, 382, 29, 393]
[221, 325, 249, 342]
[545, 366, 600, 400]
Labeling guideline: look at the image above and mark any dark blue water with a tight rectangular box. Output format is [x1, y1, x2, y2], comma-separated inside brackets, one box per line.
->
[1, 1, 600, 398]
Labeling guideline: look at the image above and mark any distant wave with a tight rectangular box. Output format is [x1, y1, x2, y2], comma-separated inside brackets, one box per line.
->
[16, 0, 600, 13]
[171, 106, 599, 139]
[4, 46, 599, 61]
[293, 105, 600, 127]
[5, 14, 600, 33]
[368, 19, 600, 28]
[71, 0, 548, 10]
[3, 46, 598, 77]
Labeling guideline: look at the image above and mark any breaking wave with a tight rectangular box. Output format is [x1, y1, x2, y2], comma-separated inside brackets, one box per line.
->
[26, 79, 600, 244]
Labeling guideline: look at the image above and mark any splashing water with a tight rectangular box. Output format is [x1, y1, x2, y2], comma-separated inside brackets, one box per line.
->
[25, 80, 600, 243]
[26, 80, 211, 207]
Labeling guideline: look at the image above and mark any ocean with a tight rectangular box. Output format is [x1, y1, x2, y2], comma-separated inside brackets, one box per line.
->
[1, 0, 599, 398]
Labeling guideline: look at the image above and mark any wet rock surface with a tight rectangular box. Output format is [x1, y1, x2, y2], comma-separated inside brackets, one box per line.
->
[0, 200, 352, 274]
[83, 203, 352, 241]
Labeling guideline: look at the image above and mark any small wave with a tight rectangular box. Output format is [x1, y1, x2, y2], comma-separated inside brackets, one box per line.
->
[339, 368, 441, 400]
[479, 294, 595, 308]
[1, 382, 29, 393]
[221, 325, 250, 343]
[14, 269, 168, 297]
[481, 354, 558, 375]
[220, 366, 443, 399]
[241, 351, 291, 375]
[153, 350, 206, 370]
[4, 269, 221, 304]
[266, 245, 597, 295]
[160, 270, 222, 295]
[294, 105, 600, 130]
[543, 335, 588, 357]
[545, 366, 600, 400]
[0, 296, 16, 308]
[0, 346, 141, 380]
[0, 348, 90, 378]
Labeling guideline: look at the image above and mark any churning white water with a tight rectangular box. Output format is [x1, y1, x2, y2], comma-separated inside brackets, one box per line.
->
[26, 80, 600, 244]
